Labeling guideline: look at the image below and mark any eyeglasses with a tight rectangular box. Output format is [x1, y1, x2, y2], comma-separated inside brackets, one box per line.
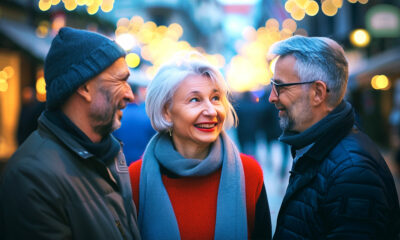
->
[270, 79, 329, 97]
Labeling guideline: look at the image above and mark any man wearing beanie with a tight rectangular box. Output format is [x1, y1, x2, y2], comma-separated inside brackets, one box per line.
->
[0, 27, 141, 239]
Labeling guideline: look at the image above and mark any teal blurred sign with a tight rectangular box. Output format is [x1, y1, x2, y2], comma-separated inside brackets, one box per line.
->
[366, 4, 400, 38]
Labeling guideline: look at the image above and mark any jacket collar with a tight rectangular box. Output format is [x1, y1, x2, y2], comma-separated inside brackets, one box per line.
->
[38, 112, 94, 160]
[281, 101, 355, 167]
[278, 101, 355, 216]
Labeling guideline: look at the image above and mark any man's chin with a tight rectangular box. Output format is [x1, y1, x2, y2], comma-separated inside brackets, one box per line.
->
[279, 117, 290, 131]
[112, 118, 122, 131]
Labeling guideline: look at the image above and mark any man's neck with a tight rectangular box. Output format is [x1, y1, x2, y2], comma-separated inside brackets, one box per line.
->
[299, 103, 334, 133]
[61, 101, 102, 143]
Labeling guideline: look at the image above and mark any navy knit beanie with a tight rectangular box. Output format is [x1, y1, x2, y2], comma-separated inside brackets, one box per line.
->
[44, 27, 126, 110]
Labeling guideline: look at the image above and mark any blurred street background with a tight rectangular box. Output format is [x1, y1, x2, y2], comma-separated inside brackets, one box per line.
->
[1, 0, 400, 233]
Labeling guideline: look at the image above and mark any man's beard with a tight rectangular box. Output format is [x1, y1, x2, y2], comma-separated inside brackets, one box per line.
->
[92, 110, 116, 137]
[279, 111, 292, 131]
[89, 88, 118, 137]
[278, 95, 311, 132]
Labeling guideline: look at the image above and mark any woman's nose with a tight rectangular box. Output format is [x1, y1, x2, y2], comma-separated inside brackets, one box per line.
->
[203, 101, 217, 116]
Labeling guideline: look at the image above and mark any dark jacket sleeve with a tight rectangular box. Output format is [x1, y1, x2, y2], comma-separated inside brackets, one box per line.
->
[321, 163, 398, 239]
[0, 160, 71, 240]
[252, 184, 272, 240]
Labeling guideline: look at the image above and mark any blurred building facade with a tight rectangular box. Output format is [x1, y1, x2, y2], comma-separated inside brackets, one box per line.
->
[0, 0, 399, 164]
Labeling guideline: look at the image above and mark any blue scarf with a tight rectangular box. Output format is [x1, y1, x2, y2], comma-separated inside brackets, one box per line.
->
[138, 131, 247, 240]
[279, 101, 354, 150]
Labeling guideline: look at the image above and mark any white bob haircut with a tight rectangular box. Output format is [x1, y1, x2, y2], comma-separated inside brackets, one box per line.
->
[145, 52, 237, 133]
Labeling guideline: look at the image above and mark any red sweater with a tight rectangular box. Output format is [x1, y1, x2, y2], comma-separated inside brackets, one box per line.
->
[129, 154, 267, 240]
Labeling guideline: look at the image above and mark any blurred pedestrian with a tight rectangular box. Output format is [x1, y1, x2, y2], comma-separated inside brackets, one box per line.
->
[389, 81, 400, 174]
[259, 86, 290, 178]
[268, 36, 400, 239]
[113, 75, 156, 165]
[0, 27, 141, 239]
[234, 91, 259, 157]
[16, 86, 45, 145]
[129, 53, 272, 239]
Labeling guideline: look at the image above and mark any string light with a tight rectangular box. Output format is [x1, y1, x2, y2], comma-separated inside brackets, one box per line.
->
[38, 0, 115, 14]
[115, 16, 225, 80]
[226, 18, 308, 92]
[283, 0, 369, 19]
[0, 66, 14, 93]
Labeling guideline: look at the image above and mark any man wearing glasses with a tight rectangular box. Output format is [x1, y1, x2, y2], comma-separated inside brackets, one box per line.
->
[268, 36, 399, 239]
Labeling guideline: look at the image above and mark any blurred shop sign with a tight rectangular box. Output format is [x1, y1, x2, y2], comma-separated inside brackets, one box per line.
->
[366, 4, 400, 38]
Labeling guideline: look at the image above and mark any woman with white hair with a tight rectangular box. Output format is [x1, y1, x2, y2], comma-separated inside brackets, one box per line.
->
[129, 53, 271, 240]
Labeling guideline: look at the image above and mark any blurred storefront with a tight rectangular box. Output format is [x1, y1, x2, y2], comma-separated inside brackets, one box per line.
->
[349, 46, 400, 148]
[0, 0, 112, 162]
[0, 8, 51, 161]
[348, 2, 400, 148]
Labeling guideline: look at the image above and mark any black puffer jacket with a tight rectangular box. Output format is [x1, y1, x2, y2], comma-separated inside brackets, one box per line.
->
[274, 102, 400, 239]
[0, 113, 141, 240]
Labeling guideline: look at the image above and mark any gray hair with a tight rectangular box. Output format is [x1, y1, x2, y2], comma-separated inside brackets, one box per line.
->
[269, 36, 348, 107]
[145, 52, 237, 132]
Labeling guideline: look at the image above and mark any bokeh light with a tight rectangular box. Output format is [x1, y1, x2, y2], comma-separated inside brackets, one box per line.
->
[3, 66, 14, 79]
[282, 18, 297, 33]
[295, 0, 309, 9]
[36, 77, 46, 95]
[283, 0, 367, 18]
[285, 0, 296, 13]
[36, 21, 50, 38]
[305, 1, 319, 16]
[114, 17, 224, 80]
[0, 78, 8, 92]
[225, 18, 308, 92]
[371, 75, 390, 90]
[291, 7, 306, 20]
[38, 0, 115, 13]
[125, 53, 141, 68]
[87, 4, 99, 15]
[321, 0, 338, 16]
[332, 0, 343, 8]
[0, 71, 7, 80]
[116, 33, 136, 50]
[39, 0, 52, 11]
[350, 29, 370, 47]
[101, 0, 114, 12]
[64, 0, 78, 11]
[265, 19, 280, 32]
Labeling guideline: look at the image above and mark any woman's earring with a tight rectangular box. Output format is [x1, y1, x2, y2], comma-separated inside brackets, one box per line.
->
[168, 128, 172, 137]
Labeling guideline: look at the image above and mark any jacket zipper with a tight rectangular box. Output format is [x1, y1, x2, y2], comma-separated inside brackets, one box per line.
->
[116, 220, 127, 240]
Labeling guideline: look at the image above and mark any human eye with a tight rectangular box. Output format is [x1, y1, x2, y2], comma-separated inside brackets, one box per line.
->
[211, 95, 221, 101]
[189, 97, 199, 102]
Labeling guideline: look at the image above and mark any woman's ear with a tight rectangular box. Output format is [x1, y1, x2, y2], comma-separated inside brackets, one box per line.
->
[163, 104, 172, 123]
[311, 80, 328, 106]
[76, 83, 92, 102]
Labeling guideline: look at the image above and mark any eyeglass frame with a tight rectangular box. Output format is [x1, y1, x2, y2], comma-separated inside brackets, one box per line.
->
[270, 78, 330, 97]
